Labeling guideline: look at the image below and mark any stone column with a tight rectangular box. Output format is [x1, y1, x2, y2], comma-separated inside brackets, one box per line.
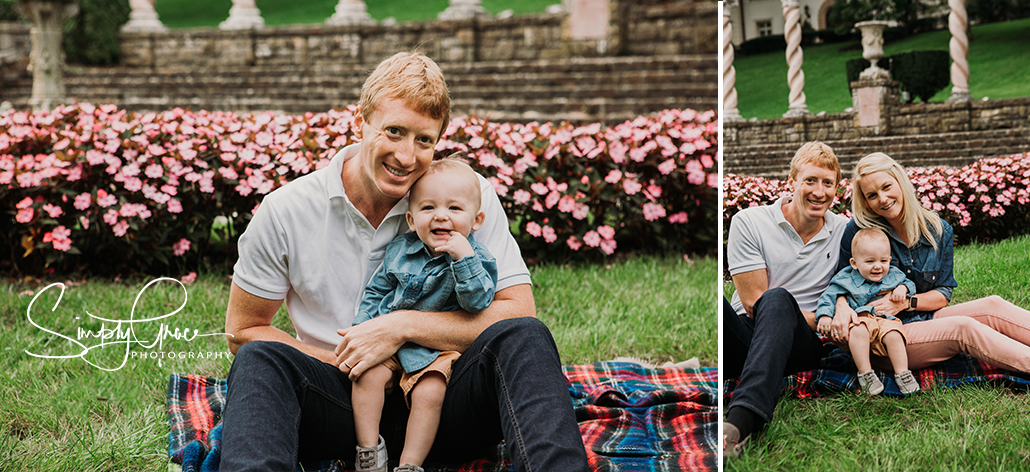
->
[15, 0, 79, 111]
[946, 0, 970, 103]
[850, 78, 899, 134]
[326, 0, 376, 25]
[723, 0, 743, 121]
[438, 0, 488, 20]
[782, 0, 809, 117]
[220, 0, 264, 30]
[122, 0, 166, 32]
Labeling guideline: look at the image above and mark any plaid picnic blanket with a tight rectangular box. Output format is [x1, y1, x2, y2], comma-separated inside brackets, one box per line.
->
[723, 338, 1030, 401]
[167, 362, 718, 472]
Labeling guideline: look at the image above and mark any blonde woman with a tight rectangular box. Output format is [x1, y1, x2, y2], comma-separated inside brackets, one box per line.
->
[828, 152, 1030, 374]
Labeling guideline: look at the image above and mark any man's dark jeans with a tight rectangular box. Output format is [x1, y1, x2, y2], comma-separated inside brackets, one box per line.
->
[723, 288, 825, 422]
[220, 317, 589, 472]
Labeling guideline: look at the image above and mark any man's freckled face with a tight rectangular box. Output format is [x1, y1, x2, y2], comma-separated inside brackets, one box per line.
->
[788, 163, 838, 221]
[354, 97, 442, 202]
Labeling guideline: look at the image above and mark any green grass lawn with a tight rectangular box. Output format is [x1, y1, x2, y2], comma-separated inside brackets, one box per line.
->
[0, 254, 715, 470]
[724, 234, 1030, 471]
[154, 0, 557, 29]
[732, 18, 1030, 120]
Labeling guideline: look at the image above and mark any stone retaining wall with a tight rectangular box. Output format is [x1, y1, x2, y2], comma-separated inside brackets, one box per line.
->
[0, 0, 718, 121]
[725, 97, 1030, 176]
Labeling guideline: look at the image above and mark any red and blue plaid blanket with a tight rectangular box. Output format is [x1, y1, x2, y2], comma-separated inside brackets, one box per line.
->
[168, 362, 718, 472]
[724, 339, 1030, 401]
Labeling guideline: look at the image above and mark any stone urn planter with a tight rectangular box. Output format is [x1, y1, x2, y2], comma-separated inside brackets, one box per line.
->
[855, 20, 891, 80]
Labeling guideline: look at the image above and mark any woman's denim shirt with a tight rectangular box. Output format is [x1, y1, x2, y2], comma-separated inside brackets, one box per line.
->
[837, 218, 957, 323]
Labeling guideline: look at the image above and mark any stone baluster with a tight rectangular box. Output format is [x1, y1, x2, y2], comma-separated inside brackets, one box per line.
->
[781, 0, 810, 117]
[122, 0, 166, 32]
[326, 0, 376, 25]
[220, 0, 264, 30]
[438, 0, 488, 20]
[723, 0, 743, 122]
[946, 0, 970, 103]
[15, 0, 79, 111]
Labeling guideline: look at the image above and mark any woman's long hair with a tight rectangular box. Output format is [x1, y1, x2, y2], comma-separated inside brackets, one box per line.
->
[851, 152, 943, 250]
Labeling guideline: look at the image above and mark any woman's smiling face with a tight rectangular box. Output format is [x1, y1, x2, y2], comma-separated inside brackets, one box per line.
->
[858, 171, 905, 222]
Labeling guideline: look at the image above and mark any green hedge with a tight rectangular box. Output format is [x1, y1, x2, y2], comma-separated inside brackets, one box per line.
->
[845, 50, 950, 103]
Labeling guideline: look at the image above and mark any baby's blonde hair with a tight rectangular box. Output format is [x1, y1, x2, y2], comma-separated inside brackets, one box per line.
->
[411, 157, 482, 210]
[851, 227, 889, 256]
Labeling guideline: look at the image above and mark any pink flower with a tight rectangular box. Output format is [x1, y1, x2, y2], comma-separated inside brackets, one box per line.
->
[572, 203, 589, 220]
[605, 170, 622, 184]
[658, 159, 677, 175]
[74, 193, 91, 210]
[97, 189, 117, 207]
[52, 225, 71, 240]
[513, 189, 532, 204]
[668, 211, 688, 224]
[646, 184, 663, 199]
[541, 225, 557, 243]
[181, 272, 197, 285]
[567, 236, 582, 251]
[173, 238, 191, 256]
[16, 208, 33, 223]
[584, 231, 601, 247]
[623, 179, 642, 195]
[599, 238, 617, 255]
[103, 209, 119, 226]
[597, 225, 615, 240]
[145, 164, 164, 179]
[545, 191, 560, 209]
[526, 222, 542, 237]
[16, 197, 33, 209]
[113, 220, 129, 237]
[531, 182, 549, 195]
[557, 195, 577, 213]
[167, 199, 183, 213]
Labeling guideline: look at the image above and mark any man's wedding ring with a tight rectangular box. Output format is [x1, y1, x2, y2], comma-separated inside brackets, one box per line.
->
[343, 361, 352, 369]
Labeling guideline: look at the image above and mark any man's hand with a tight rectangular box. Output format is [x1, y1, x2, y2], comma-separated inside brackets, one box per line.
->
[335, 314, 406, 381]
[436, 231, 474, 260]
[890, 285, 909, 303]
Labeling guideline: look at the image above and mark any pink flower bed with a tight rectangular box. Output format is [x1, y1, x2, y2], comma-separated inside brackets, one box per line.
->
[1, 104, 717, 275]
[723, 153, 1030, 246]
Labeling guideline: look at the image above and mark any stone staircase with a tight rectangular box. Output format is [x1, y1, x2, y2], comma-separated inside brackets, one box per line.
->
[724, 127, 1030, 177]
[0, 54, 716, 123]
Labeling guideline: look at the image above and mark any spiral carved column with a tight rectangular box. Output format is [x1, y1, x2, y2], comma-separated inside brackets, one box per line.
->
[946, 0, 970, 103]
[723, 0, 743, 121]
[782, 0, 809, 117]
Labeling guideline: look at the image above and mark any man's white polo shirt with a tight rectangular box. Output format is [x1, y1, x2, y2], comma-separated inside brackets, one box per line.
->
[233, 143, 531, 351]
[727, 196, 848, 316]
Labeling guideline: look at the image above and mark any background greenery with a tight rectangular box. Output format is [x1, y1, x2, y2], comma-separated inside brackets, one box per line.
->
[724, 234, 1030, 470]
[0, 254, 715, 470]
[732, 18, 1030, 120]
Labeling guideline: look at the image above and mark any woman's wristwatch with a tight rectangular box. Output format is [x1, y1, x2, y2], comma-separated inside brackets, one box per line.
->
[908, 295, 918, 311]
